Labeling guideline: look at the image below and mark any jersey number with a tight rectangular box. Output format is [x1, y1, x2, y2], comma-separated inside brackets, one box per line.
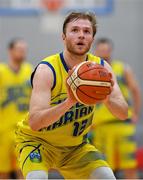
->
[73, 119, 88, 136]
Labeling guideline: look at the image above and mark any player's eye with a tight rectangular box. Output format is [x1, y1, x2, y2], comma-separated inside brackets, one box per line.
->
[72, 28, 78, 33]
[84, 30, 91, 34]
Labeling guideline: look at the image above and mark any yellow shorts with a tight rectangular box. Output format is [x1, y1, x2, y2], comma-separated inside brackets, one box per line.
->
[0, 130, 18, 172]
[16, 140, 109, 179]
[90, 121, 137, 170]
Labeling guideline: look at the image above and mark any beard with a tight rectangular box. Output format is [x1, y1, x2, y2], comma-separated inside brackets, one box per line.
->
[14, 56, 25, 65]
[66, 42, 91, 56]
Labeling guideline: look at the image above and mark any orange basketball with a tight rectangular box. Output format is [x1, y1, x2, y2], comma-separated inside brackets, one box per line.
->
[67, 61, 113, 105]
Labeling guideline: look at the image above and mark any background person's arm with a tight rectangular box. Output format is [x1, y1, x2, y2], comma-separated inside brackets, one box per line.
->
[124, 64, 141, 122]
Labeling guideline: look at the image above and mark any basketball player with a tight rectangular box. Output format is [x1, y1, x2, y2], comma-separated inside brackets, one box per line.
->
[16, 12, 128, 179]
[0, 39, 32, 179]
[90, 38, 141, 179]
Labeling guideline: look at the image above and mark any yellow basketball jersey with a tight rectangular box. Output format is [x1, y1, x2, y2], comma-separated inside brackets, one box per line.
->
[0, 63, 32, 132]
[93, 60, 132, 126]
[17, 52, 104, 147]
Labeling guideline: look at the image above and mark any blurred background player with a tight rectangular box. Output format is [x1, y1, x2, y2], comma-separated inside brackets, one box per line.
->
[0, 38, 32, 179]
[89, 38, 141, 179]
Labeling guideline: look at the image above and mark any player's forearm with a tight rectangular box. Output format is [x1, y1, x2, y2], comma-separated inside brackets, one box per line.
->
[104, 95, 128, 120]
[29, 99, 74, 131]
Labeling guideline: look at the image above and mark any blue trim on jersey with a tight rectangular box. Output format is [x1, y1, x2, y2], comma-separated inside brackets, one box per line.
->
[31, 67, 38, 88]
[60, 52, 69, 72]
[100, 58, 104, 66]
[39, 61, 56, 90]
[30, 61, 56, 90]
[60, 52, 88, 72]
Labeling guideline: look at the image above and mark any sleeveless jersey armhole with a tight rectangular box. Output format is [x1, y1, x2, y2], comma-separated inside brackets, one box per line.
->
[30, 61, 56, 90]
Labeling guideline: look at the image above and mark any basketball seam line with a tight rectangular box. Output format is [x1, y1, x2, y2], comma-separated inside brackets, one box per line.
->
[70, 77, 108, 101]
[77, 87, 108, 100]
[74, 78, 111, 87]
[73, 67, 111, 82]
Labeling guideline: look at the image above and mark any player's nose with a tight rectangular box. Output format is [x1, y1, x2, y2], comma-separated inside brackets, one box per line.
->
[78, 30, 85, 39]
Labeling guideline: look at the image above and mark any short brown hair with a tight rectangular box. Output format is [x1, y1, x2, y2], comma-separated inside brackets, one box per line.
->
[96, 38, 114, 48]
[63, 12, 97, 37]
[8, 38, 24, 49]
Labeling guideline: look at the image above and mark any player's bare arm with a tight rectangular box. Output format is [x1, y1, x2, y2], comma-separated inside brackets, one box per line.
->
[125, 65, 141, 121]
[104, 61, 128, 120]
[29, 64, 77, 131]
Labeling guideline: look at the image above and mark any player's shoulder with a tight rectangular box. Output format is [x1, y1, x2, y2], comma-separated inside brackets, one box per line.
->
[22, 62, 33, 73]
[22, 62, 33, 70]
[88, 53, 101, 63]
[111, 59, 126, 71]
[112, 59, 124, 65]
[0, 62, 8, 68]
[30, 54, 59, 87]
[0, 63, 8, 73]
[42, 53, 60, 63]
[23, 62, 32, 68]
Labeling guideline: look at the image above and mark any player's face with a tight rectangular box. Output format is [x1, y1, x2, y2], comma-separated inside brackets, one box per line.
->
[95, 43, 112, 63]
[63, 19, 94, 55]
[9, 41, 27, 64]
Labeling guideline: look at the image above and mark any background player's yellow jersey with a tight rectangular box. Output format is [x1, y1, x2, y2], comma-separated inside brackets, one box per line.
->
[17, 52, 104, 147]
[0, 63, 32, 132]
[93, 60, 132, 126]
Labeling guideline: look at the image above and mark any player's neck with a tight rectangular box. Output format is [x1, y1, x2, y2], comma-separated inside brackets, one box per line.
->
[63, 50, 87, 69]
[8, 59, 21, 73]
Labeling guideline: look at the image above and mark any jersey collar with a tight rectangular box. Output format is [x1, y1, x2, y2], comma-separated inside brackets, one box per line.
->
[60, 52, 88, 73]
